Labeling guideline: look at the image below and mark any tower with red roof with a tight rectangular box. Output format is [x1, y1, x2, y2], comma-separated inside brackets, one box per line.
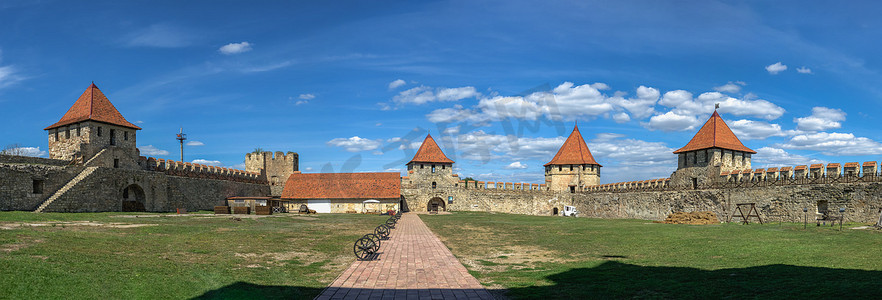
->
[544, 124, 602, 192]
[44, 83, 141, 163]
[671, 110, 755, 188]
[404, 134, 458, 211]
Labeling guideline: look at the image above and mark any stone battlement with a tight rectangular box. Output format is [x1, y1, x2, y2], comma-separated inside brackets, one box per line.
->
[138, 156, 265, 184]
[588, 178, 671, 192]
[719, 161, 874, 182]
[456, 180, 547, 191]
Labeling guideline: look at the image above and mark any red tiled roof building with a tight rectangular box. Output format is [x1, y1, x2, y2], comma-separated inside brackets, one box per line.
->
[674, 111, 755, 173]
[280, 172, 401, 213]
[45, 83, 141, 161]
[544, 125, 601, 193]
[404, 134, 459, 211]
[671, 110, 755, 189]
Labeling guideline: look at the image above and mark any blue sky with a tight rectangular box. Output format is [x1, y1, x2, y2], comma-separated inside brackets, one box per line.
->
[2, 0, 882, 184]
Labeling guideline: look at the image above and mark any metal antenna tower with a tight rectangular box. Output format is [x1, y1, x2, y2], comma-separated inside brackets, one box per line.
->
[176, 128, 187, 162]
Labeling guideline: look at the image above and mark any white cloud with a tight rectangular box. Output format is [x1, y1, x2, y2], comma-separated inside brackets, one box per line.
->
[135, 120, 145, 124]
[608, 85, 659, 119]
[794, 107, 845, 131]
[192, 159, 223, 166]
[295, 100, 308, 105]
[388, 79, 406, 90]
[124, 23, 195, 48]
[230, 163, 246, 170]
[299, 94, 315, 100]
[658, 90, 693, 108]
[713, 81, 744, 93]
[766, 62, 788, 74]
[779, 132, 882, 156]
[186, 141, 204, 146]
[612, 112, 631, 123]
[728, 119, 786, 140]
[587, 134, 678, 183]
[797, 66, 812, 74]
[218, 42, 252, 55]
[327, 136, 383, 152]
[753, 147, 824, 167]
[590, 82, 610, 90]
[139, 145, 170, 156]
[391, 85, 479, 106]
[504, 161, 528, 169]
[0, 65, 25, 90]
[0, 146, 47, 157]
[305, 167, 314, 171]
[645, 111, 699, 132]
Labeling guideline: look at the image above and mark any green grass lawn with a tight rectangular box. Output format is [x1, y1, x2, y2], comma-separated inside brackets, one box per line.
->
[421, 212, 882, 299]
[0, 211, 388, 299]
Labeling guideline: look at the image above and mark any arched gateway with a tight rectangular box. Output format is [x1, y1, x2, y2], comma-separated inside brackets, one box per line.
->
[121, 184, 146, 212]
[427, 197, 445, 212]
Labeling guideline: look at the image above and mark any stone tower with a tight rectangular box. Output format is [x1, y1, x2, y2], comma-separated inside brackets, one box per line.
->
[670, 110, 755, 189]
[245, 151, 299, 196]
[406, 134, 457, 189]
[44, 83, 142, 168]
[544, 124, 602, 192]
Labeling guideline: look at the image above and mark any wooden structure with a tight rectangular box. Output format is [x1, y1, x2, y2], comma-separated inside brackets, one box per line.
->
[729, 203, 763, 224]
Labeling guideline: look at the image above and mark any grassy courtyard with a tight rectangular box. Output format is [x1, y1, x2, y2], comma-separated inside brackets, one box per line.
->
[421, 212, 882, 299]
[0, 211, 389, 299]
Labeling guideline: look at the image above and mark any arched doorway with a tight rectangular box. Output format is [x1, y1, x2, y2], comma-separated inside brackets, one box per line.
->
[121, 184, 146, 212]
[553, 207, 559, 215]
[399, 195, 409, 212]
[427, 197, 445, 212]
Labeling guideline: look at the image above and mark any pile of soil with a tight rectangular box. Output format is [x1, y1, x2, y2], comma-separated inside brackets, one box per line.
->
[658, 211, 720, 225]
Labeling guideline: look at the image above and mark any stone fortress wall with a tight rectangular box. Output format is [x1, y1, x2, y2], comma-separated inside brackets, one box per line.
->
[0, 153, 269, 212]
[401, 158, 882, 223]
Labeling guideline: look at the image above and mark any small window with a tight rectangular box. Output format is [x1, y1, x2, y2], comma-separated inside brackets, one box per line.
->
[692, 178, 698, 190]
[65, 127, 70, 139]
[54, 131, 59, 141]
[442, 165, 445, 169]
[558, 166, 562, 171]
[97, 127, 102, 137]
[32, 179, 44, 194]
[569, 186, 575, 193]
[257, 200, 267, 206]
[432, 165, 436, 173]
[110, 129, 116, 145]
[124, 131, 129, 141]
[421, 164, 424, 169]
[570, 165, 573, 171]
[76, 127, 81, 137]
[432, 182, 437, 189]
[113, 159, 120, 168]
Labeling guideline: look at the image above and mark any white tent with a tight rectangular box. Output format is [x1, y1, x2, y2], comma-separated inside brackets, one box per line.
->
[362, 199, 380, 214]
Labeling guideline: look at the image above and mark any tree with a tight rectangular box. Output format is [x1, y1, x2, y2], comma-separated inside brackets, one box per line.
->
[252, 147, 264, 154]
[462, 177, 476, 182]
[0, 144, 24, 156]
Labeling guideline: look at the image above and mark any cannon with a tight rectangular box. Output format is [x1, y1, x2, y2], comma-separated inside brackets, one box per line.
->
[353, 233, 381, 260]
[374, 224, 391, 239]
[385, 217, 397, 229]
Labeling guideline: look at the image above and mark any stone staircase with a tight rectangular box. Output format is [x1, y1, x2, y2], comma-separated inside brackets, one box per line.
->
[34, 167, 99, 213]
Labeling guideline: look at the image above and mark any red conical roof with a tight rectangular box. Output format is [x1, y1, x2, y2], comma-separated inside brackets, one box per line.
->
[673, 111, 755, 154]
[44, 83, 141, 130]
[408, 134, 454, 164]
[544, 125, 601, 167]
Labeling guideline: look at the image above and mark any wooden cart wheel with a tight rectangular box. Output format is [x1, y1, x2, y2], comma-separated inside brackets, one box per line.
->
[353, 237, 374, 260]
[375, 224, 390, 239]
[364, 233, 381, 252]
[385, 218, 396, 228]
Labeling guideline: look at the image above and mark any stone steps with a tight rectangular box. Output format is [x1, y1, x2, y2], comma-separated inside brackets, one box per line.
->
[34, 167, 99, 213]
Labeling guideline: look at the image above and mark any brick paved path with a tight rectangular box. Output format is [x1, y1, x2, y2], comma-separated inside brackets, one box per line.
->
[316, 213, 494, 300]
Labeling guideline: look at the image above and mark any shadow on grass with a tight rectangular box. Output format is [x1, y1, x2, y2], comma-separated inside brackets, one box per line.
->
[190, 281, 323, 300]
[507, 261, 882, 299]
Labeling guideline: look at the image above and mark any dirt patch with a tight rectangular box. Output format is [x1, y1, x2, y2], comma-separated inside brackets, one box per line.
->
[460, 245, 574, 273]
[0, 221, 157, 230]
[656, 211, 720, 225]
[1, 237, 44, 253]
